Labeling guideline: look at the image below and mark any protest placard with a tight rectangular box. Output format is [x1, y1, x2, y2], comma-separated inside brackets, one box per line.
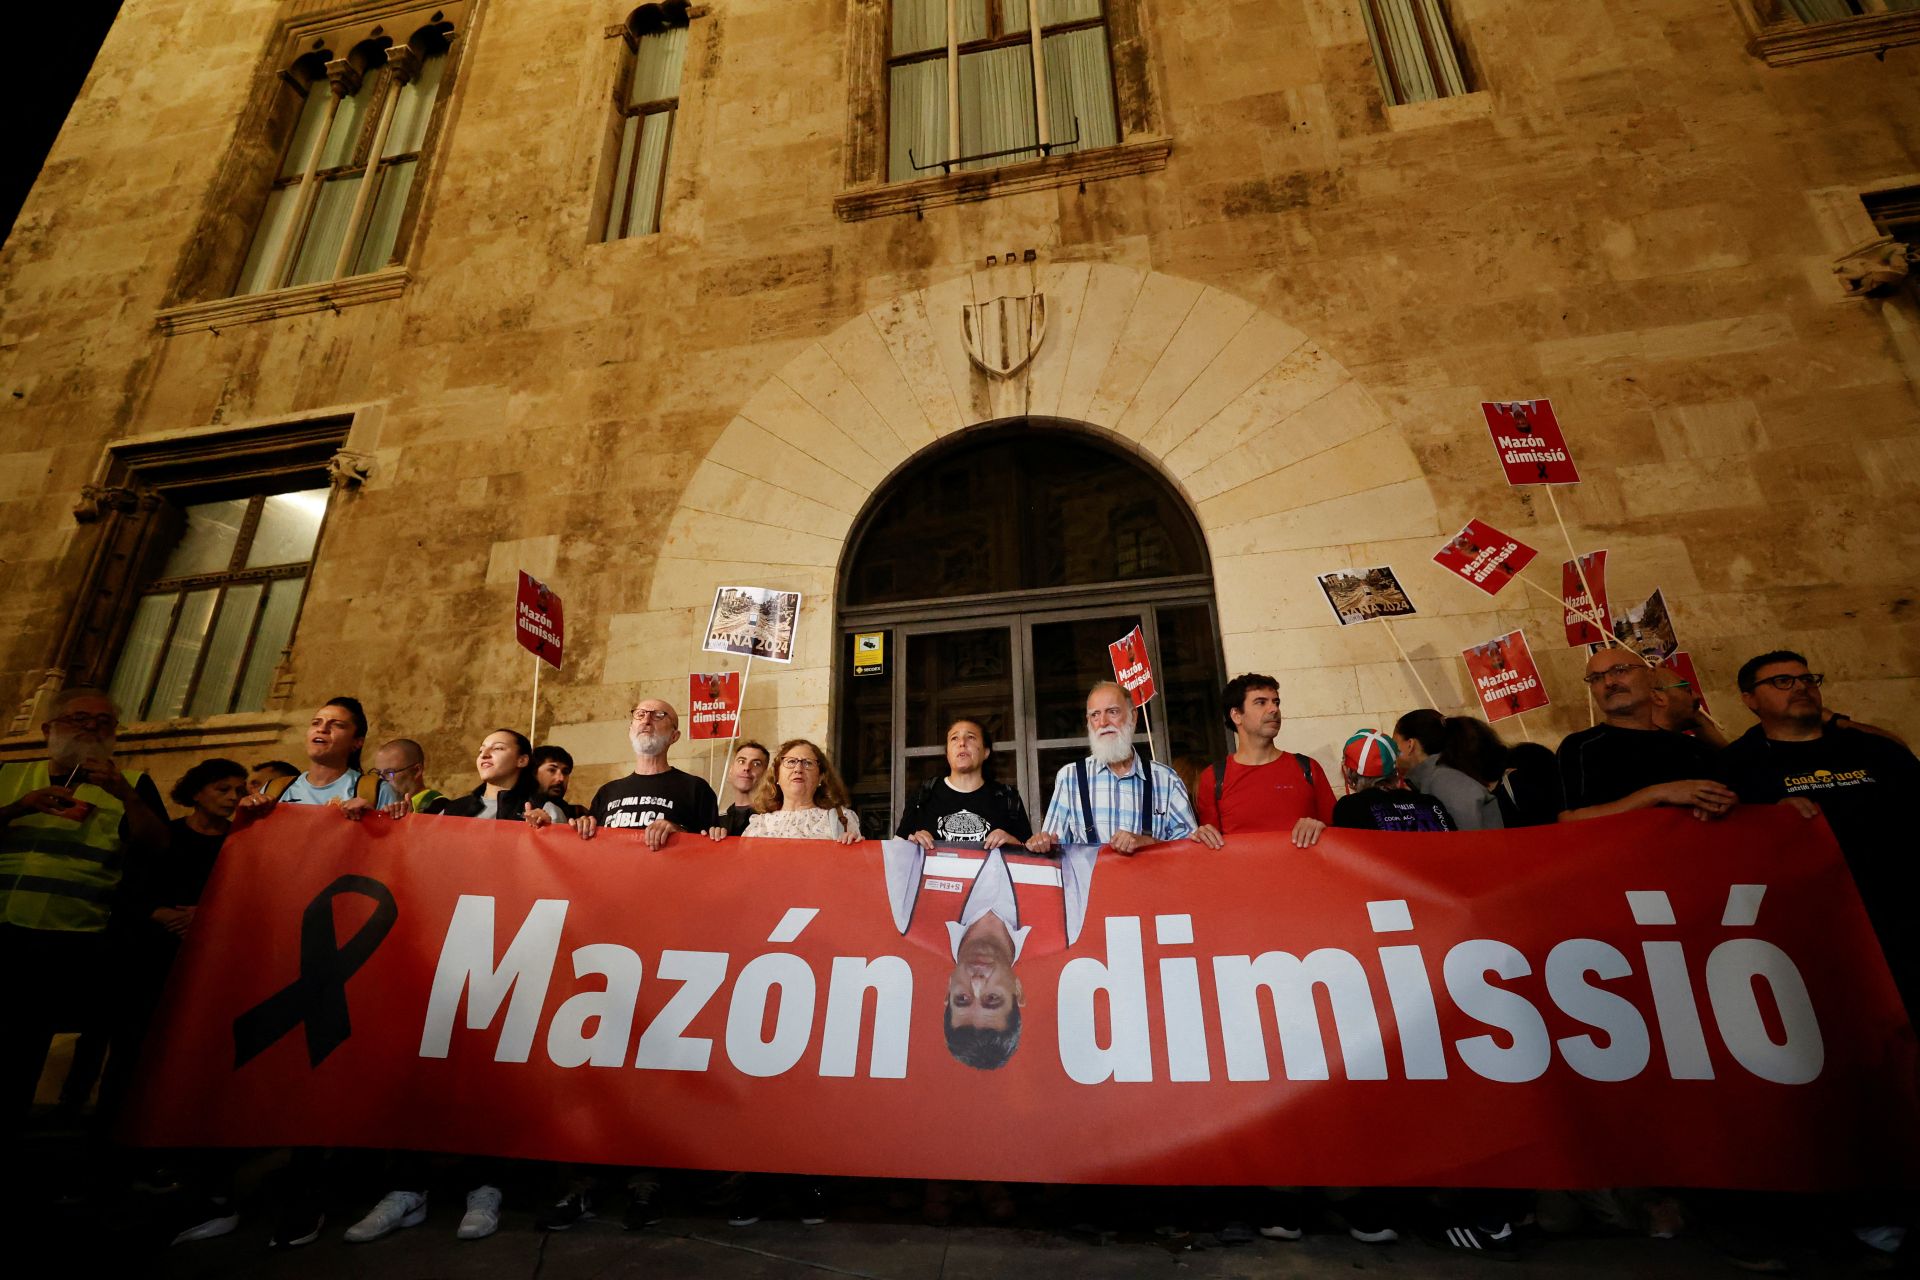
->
[1461, 630, 1550, 723]
[1109, 625, 1155, 706]
[688, 672, 742, 741]
[703, 586, 801, 664]
[1432, 519, 1538, 596]
[515, 572, 564, 669]
[1561, 551, 1612, 647]
[1316, 566, 1417, 626]
[1612, 587, 1679, 662]
[1483, 398, 1579, 485]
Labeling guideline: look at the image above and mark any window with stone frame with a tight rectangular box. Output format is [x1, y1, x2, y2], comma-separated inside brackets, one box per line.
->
[886, 0, 1119, 182]
[604, 4, 692, 240]
[836, 0, 1166, 221]
[1358, 0, 1472, 106]
[107, 488, 330, 722]
[232, 5, 464, 296]
[1737, 0, 1920, 65]
[54, 421, 355, 728]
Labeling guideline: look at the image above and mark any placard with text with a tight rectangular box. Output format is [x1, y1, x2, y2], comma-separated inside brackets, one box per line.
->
[1562, 550, 1611, 647]
[688, 672, 742, 741]
[1462, 629, 1550, 722]
[1109, 626, 1155, 706]
[515, 572, 564, 669]
[1483, 398, 1580, 485]
[1433, 519, 1539, 597]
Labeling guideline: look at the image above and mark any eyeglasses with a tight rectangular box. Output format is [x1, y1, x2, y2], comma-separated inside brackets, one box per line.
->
[1753, 672, 1824, 692]
[781, 757, 820, 772]
[373, 765, 420, 780]
[50, 713, 117, 733]
[1581, 663, 1642, 685]
[630, 709, 673, 723]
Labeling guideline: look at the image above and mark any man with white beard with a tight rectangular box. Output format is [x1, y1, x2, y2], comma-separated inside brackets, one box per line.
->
[575, 698, 719, 848]
[0, 687, 167, 1133]
[1028, 681, 1213, 854]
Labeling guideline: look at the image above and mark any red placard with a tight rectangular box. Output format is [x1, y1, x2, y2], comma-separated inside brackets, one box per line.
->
[1109, 626, 1155, 706]
[515, 572, 564, 670]
[129, 806, 1920, 1191]
[688, 672, 742, 741]
[1483, 399, 1580, 485]
[1462, 630, 1551, 722]
[1432, 519, 1539, 597]
[1562, 550, 1612, 647]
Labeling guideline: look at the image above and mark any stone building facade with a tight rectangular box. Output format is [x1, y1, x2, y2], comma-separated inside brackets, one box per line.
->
[2, 0, 1917, 824]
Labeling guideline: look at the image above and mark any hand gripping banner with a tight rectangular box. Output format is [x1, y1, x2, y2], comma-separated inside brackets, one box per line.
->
[128, 806, 1919, 1190]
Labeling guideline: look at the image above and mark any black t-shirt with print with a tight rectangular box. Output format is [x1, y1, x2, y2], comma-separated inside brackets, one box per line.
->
[895, 777, 1034, 845]
[1556, 722, 1719, 811]
[590, 768, 719, 834]
[1331, 788, 1457, 833]
[1719, 725, 1920, 990]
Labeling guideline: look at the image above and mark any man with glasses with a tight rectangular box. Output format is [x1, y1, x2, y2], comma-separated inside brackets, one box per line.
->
[1721, 651, 1920, 1001]
[1028, 681, 1212, 854]
[576, 698, 718, 849]
[1557, 648, 1736, 823]
[0, 687, 168, 1133]
[370, 739, 446, 816]
[1648, 662, 1728, 749]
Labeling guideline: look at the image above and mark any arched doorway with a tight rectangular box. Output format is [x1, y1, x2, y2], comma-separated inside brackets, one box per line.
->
[833, 421, 1227, 836]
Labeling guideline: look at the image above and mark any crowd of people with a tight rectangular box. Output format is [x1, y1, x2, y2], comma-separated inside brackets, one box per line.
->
[0, 640, 1912, 1259]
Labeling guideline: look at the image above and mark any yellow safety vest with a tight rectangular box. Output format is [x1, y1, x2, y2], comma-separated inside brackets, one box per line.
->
[0, 759, 145, 932]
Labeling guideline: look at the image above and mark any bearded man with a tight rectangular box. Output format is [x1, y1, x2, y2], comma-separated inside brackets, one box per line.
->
[1027, 681, 1207, 855]
[576, 697, 719, 848]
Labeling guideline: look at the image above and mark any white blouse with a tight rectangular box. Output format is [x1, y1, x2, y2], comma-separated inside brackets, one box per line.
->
[741, 807, 862, 840]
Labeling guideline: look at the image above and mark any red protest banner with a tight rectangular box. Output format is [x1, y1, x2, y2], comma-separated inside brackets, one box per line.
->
[1432, 519, 1539, 597]
[688, 672, 742, 741]
[515, 572, 564, 670]
[1483, 399, 1580, 485]
[1562, 550, 1611, 646]
[129, 806, 1919, 1191]
[1109, 625, 1155, 706]
[1461, 630, 1550, 722]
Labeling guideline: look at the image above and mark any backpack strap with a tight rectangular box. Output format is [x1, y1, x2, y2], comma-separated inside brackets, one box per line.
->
[1213, 760, 1226, 816]
[1294, 751, 1314, 785]
[1075, 758, 1097, 844]
[263, 773, 294, 801]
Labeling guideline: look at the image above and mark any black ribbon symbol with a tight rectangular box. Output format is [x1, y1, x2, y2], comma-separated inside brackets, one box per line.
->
[232, 874, 398, 1069]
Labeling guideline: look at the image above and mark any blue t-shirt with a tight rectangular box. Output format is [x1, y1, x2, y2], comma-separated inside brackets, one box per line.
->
[281, 769, 363, 806]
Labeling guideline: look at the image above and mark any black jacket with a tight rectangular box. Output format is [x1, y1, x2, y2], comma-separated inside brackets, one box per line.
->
[431, 776, 543, 821]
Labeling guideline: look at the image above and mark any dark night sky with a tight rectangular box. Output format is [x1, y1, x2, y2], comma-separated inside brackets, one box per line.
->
[3, 4, 124, 250]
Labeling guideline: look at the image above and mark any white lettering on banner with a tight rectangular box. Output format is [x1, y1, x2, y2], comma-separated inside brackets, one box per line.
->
[418, 904, 912, 1080]
[1496, 435, 1571, 464]
[1477, 671, 1539, 696]
[1115, 662, 1148, 688]
[419, 896, 569, 1063]
[414, 888, 1825, 1088]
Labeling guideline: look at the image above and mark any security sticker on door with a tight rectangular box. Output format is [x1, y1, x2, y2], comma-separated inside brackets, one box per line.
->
[853, 631, 886, 677]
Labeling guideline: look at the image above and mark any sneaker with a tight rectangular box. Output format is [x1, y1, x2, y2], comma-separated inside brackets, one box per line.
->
[1442, 1222, 1515, 1252]
[1259, 1189, 1305, 1240]
[171, 1197, 240, 1245]
[268, 1208, 325, 1249]
[799, 1183, 829, 1226]
[1348, 1224, 1399, 1244]
[457, 1185, 502, 1241]
[536, 1189, 593, 1231]
[1857, 1225, 1908, 1254]
[344, 1189, 428, 1243]
[620, 1178, 661, 1231]
[727, 1199, 763, 1227]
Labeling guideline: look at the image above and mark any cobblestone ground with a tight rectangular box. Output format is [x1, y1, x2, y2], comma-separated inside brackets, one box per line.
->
[5, 1123, 1908, 1279]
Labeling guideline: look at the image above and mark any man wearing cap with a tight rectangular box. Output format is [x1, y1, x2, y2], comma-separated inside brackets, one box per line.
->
[1192, 673, 1335, 848]
[1330, 730, 1455, 832]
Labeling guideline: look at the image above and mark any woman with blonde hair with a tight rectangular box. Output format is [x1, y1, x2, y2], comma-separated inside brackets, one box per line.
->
[740, 738, 862, 844]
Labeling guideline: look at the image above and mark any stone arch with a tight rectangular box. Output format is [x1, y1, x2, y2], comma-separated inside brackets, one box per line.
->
[606, 263, 1446, 770]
